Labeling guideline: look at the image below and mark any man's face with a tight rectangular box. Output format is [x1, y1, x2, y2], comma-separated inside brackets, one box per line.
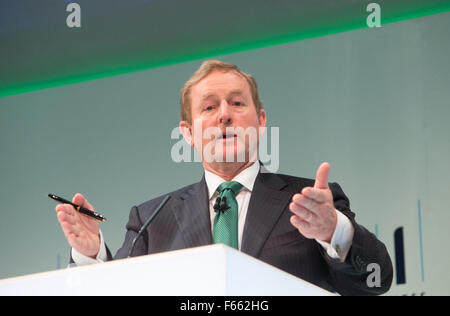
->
[180, 70, 266, 164]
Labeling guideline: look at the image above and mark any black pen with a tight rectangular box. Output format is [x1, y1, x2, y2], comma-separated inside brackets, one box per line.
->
[47, 193, 107, 222]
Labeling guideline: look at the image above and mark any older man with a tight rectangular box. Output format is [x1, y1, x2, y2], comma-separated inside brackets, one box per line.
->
[56, 60, 393, 295]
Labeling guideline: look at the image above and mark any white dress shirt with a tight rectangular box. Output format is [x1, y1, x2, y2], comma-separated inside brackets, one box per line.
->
[72, 161, 354, 265]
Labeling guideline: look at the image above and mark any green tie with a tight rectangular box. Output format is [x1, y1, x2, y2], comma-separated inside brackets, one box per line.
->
[213, 181, 243, 249]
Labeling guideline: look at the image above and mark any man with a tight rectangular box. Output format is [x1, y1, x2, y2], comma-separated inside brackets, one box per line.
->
[56, 60, 393, 295]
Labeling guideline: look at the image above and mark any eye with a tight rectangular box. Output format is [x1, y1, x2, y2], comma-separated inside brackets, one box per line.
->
[205, 105, 214, 111]
[232, 101, 243, 106]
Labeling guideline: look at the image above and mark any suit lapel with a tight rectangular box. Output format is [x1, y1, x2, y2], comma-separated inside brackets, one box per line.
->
[169, 168, 294, 255]
[241, 171, 293, 258]
[171, 176, 213, 248]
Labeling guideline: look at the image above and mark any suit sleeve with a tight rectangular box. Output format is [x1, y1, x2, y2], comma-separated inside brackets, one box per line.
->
[113, 205, 148, 260]
[320, 182, 393, 296]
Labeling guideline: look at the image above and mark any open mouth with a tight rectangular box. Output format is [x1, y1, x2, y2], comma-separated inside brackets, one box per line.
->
[218, 133, 237, 140]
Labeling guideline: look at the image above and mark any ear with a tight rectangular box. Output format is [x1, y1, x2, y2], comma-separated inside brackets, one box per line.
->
[179, 120, 194, 147]
[258, 109, 267, 136]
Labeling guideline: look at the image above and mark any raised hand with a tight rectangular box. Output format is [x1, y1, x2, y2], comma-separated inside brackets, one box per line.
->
[55, 193, 101, 258]
[289, 162, 338, 243]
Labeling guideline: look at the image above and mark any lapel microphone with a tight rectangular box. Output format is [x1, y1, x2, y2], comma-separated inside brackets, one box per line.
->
[213, 196, 230, 213]
[128, 195, 171, 258]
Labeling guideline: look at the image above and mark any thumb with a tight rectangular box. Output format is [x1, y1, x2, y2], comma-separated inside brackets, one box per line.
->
[314, 162, 330, 189]
[73, 193, 95, 211]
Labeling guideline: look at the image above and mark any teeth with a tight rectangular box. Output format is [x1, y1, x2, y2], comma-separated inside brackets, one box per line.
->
[217, 133, 237, 139]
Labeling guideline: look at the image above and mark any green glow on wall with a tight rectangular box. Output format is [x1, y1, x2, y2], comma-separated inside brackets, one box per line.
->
[1, 4, 449, 99]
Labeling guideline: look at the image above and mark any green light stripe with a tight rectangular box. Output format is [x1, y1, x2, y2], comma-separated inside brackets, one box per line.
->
[1, 6, 449, 99]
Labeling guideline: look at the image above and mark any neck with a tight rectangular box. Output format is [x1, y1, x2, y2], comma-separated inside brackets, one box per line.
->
[203, 161, 256, 181]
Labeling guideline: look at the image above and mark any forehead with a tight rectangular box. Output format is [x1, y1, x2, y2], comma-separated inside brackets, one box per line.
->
[190, 70, 251, 100]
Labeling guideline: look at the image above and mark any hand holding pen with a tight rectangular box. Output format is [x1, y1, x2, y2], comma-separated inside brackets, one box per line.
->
[48, 193, 106, 222]
[53, 193, 102, 259]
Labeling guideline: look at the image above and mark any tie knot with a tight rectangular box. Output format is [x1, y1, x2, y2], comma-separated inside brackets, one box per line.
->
[217, 181, 243, 196]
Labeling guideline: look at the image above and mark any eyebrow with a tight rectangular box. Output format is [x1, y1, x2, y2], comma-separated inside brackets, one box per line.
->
[200, 89, 246, 102]
[228, 89, 245, 98]
[200, 93, 217, 102]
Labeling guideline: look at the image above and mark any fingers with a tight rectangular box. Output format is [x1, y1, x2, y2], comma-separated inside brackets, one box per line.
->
[72, 193, 95, 211]
[55, 202, 82, 237]
[290, 215, 310, 230]
[289, 163, 336, 242]
[291, 194, 320, 215]
[58, 215, 83, 241]
[301, 187, 327, 203]
[55, 203, 76, 216]
[314, 162, 330, 189]
[289, 191, 331, 240]
[54, 193, 101, 257]
[57, 210, 77, 226]
[60, 220, 82, 236]
[289, 199, 316, 223]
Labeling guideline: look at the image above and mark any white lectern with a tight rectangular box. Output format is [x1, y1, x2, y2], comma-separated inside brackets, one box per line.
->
[0, 245, 332, 296]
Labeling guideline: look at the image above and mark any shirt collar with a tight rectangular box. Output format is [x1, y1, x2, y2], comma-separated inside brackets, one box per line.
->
[204, 161, 261, 200]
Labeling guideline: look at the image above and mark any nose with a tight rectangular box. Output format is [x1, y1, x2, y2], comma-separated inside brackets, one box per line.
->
[218, 100, 232, 125]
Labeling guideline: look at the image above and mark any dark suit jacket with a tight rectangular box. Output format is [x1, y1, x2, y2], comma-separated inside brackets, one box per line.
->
[99, 170, 393, 296]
